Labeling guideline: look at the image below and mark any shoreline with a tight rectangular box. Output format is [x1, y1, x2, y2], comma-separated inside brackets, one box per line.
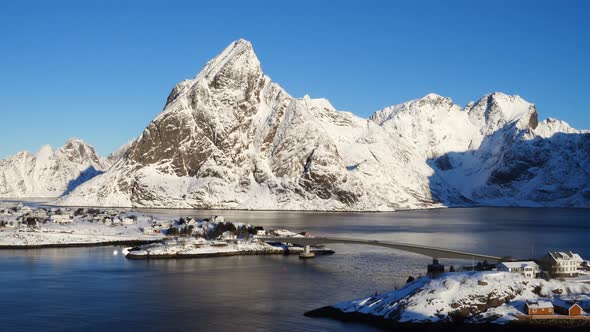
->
[304, 306, 590, 332]
[0, 239, 161, 250]
[125, 248, 335, 260]
[3, 198, 589, 213]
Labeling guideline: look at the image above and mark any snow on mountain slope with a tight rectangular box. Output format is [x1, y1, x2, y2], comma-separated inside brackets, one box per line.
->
[0, 138, 109, 198]
[431, 96, 590, 207]
[58, 39, 590, 210]
[105, 139, 137, 168]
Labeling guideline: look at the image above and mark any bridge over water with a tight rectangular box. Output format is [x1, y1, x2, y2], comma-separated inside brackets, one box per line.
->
[258, 236, 502, 262]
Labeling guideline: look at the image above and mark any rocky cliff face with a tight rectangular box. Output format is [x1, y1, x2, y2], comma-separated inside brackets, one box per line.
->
[0, 138, 109, 198]
[57, 39, 590, 210]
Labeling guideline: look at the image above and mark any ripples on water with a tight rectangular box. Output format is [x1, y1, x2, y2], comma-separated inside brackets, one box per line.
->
[0, 207, 588, 331]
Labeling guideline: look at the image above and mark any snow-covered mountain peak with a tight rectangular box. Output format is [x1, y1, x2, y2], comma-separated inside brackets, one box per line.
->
[467, 92, 537, 134]
[164, 40, 263, 110]
[420, 92, 447, 101]
[60, 137, 88, 152]
[36, 144, 54, 159]
[56, 138, 102, 165]
[413, 93, 455, 109]
[370, 93, 458, 125]
[534, 117, 580, 138]
[62, 137, 88, 147]
[301, 95, 335, 111]
[0, 139, 109, 198]
[194, 39, 260, 85]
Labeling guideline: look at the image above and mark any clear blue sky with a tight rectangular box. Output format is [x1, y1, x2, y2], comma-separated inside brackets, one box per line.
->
[1, 0, 589, 158]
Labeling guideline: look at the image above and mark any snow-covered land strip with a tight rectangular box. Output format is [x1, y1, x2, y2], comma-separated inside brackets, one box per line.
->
[125, 226, 332, 259]
[306, 272, 590, 327]
[0, 231, 162, 247]
[125, 237, 294, 259]
[0, 202, 325, 255]
[0, 202, 169, 247]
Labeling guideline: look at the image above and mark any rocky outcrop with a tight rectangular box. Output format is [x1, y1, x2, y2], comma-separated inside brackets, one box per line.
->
[309, 272, 590, 326]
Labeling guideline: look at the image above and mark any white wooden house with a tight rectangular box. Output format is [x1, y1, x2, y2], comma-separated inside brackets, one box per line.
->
[496, 261, 540, 278]
[143, 226, 161, 234]
[51, 214, 73, 224]
[541, 251, 584, 277]
[122, 218, 134, 225]
[221, 231, 237, 240]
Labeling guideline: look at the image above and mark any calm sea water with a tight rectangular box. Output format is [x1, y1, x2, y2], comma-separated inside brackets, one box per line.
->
[0, 207, 589, 331]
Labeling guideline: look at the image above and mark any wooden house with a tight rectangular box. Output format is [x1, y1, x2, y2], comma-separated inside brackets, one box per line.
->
[497, 261, 540, 278]
[540, 251, 584, 277]
[524, 301, 554, 315]
[554, 302, 583, 316]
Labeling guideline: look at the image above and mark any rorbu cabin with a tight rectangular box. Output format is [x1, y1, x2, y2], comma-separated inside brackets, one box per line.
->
[524, 301, 554, 315]
[554, 302, 583, 316]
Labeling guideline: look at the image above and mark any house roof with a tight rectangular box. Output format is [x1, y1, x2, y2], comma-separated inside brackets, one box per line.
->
[527, 301, 553, 309]
[498, 261, 539, 269]
[553, 299, 584, 310]
[548, 251, 584, 262]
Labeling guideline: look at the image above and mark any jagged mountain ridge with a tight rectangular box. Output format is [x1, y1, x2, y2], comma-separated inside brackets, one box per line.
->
[56, 39, 590, 210]
[0, 138, 110, 198]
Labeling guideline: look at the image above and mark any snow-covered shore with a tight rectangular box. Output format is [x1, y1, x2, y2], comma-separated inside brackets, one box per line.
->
[125, 237, 312, 259]
[124, 226, 334, 259]
[0, 202, 327, 258]
[0, 202, 164, 247]
[0, 232, 161, 248]
[306, 271, 590, 329]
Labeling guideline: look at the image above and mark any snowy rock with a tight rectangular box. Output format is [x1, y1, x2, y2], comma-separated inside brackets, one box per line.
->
[327, 272, 590, 324]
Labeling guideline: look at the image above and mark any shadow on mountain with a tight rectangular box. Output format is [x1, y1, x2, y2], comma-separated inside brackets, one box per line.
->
[61, 166, 104, 197]
[426, 131, 590, 207]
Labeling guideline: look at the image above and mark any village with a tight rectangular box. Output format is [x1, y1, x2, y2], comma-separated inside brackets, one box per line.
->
[0, 204, 135, 229]
[487, 253, 590, 319]
[0, 202, 317, 255]
[0, 202, 166, 246]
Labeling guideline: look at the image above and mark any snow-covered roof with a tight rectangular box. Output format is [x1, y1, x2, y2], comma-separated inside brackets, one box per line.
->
[498, 261, 539, 269]
[548, 251, 584, 262]
[526, 301, 553, 309]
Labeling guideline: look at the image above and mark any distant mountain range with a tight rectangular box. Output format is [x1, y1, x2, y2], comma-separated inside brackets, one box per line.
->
[0, 138, 110, 198]
[2, 39, 589, 210]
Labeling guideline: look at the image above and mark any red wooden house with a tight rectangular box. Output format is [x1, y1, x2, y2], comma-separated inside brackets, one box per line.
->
[524, 301, 554, 315]
[554, 302, 583, 316]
